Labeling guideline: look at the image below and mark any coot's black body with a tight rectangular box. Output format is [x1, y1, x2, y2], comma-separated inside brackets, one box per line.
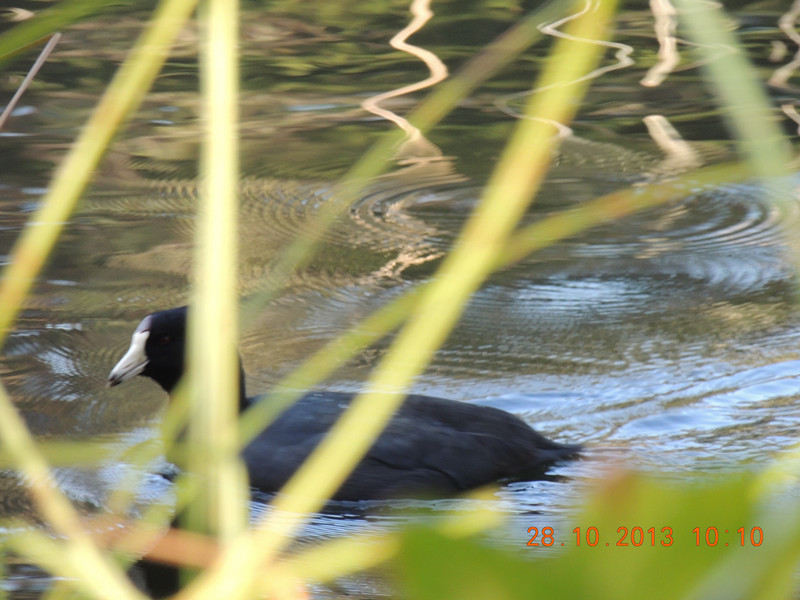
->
[108, 306, 580, 501]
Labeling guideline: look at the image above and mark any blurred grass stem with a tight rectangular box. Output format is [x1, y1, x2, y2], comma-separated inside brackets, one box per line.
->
[189, 1, 619, 598]
[0, 0, 199, 342]
[0, 0, 196, 592]
[186, 0, 247, 542]
[240, 0, 566, 324]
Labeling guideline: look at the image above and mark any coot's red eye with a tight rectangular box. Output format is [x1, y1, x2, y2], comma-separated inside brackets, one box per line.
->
[158, 336, 171, 345]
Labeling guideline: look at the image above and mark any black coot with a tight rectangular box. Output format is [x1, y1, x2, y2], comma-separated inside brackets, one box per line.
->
[108, 306, 580, 500]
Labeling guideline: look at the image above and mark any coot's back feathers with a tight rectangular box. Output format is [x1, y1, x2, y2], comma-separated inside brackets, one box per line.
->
[246, 391, 579, 499]
[109, 306, 580, 501]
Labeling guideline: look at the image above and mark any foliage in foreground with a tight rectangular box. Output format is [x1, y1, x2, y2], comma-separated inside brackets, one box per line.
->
[399, 471, 796, 600]
[0, 0, 798, 598]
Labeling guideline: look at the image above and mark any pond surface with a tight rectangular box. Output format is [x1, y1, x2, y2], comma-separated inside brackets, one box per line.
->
[1, 0, 800, 596]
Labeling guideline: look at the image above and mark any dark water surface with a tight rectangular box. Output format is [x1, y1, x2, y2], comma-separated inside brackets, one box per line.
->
[1, 0, 800, 596]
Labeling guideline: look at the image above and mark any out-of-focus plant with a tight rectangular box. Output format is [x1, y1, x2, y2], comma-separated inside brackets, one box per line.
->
[0, 0, 796, 599]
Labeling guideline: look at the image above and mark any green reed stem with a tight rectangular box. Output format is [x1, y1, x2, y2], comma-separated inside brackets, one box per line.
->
[674, 0, 792, 182]
[0, 0, 197, 592]
[240, 0, 566, 324]
[237, 0, 567, 442]
[187, 2, 619, 598]
[0, 0, 199, 343]
[0, 382, 145, 599]
[673, 0, 800, 503]
[238, 159, 756, 446]
[0, 0, 111, 64]
[187, 0, 248, 543]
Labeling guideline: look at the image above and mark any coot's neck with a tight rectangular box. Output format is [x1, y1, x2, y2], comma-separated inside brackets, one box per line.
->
[237, 361, 248, 412]
[158, 358, 249, 413]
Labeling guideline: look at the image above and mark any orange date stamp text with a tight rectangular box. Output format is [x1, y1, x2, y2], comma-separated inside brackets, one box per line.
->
[526, 526, 764, 548]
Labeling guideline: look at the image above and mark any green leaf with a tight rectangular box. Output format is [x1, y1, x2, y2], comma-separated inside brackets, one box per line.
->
[397, 472, 796, 600]
[0, 0, 120, 64]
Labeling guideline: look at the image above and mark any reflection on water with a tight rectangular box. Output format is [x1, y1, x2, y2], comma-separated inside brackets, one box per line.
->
[1, 0, 799, 596]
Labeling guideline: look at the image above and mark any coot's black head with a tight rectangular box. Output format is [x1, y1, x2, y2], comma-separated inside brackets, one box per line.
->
[108, 306, 188, 394]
